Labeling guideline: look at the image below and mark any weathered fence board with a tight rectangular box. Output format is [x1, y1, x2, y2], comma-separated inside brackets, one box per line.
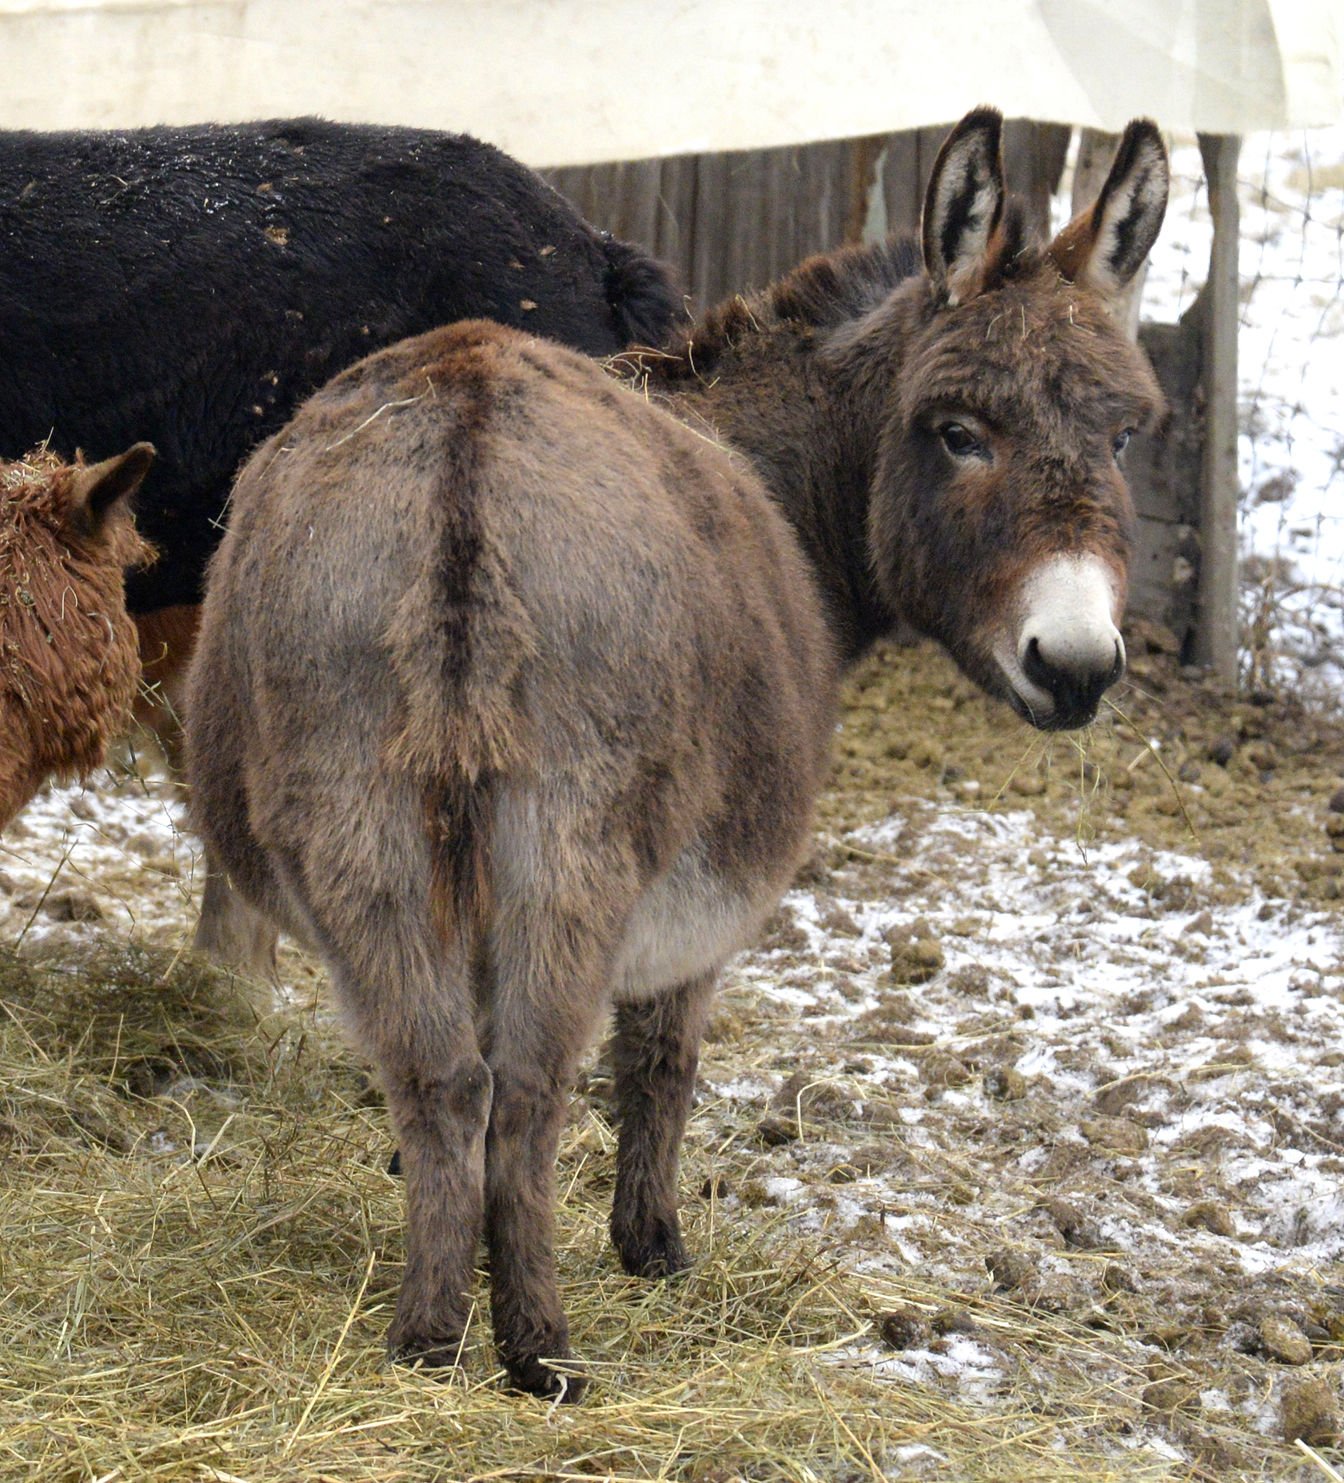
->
[546, 122, 1068, 310]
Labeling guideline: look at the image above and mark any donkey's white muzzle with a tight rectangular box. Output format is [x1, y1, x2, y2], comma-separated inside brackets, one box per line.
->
[993, 555, 1125, 730]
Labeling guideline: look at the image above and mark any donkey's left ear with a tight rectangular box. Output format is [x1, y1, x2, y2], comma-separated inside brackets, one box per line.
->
[921, 107, 1005, 305]
[1048, 120, 1168, 301]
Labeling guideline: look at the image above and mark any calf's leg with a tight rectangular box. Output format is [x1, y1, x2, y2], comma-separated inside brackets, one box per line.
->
[609, 973, 715, 1279]
[192, 854, 282, 981]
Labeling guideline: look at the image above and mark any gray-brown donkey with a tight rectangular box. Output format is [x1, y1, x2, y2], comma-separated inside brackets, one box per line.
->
[187, 108, 1168, 1398]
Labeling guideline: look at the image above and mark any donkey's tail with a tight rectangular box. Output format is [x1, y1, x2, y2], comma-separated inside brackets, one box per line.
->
[601, 234, 685, 348]
[380, 411, 539, 788]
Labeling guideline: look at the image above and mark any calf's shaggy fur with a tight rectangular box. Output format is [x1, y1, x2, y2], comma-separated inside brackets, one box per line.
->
[0, 445, 154, 828]
[188, 110, 1168, 1397]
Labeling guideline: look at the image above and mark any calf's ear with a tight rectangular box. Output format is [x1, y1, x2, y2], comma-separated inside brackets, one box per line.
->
[67, 442, 156, 536]
[921, 107, 1005, 305]
[1048, 120, 1168, 302]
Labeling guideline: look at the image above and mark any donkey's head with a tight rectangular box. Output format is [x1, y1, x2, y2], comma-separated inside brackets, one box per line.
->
[863, 108, 1168, 730]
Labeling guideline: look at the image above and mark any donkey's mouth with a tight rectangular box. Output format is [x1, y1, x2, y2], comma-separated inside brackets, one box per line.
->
[996, 645, 1122, 732]
[1005, 684, 1104, 732]
[991, 554, 1127, 732]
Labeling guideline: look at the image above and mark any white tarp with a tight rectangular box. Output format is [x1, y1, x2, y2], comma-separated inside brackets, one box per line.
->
[0, 0, 1339, 164]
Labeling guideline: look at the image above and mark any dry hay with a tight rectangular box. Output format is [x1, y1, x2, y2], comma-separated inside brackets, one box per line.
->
[1, 635, 1343, 1480]
[0, 941, 1205, 1483]
[0, 937, 1168, 1483]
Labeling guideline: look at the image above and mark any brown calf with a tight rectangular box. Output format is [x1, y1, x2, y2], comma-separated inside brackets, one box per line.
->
[186, 109, 1168, 1397]
[0, 444, 154, 830]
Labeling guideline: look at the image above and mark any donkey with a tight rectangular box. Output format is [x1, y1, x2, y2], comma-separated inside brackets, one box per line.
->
[0, 444, 155, 829]
[186, 108, 1168, 1398]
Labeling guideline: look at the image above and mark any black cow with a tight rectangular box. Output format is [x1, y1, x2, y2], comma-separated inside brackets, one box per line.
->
[0, 116, 680, 617]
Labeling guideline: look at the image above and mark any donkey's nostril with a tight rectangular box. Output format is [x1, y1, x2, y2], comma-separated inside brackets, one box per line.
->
[1107, 637, 1125, 686]
[1021, 632, 1123, 729]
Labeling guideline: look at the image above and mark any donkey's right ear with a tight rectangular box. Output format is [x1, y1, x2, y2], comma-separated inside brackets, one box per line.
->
[1047, 120, 1168, 303]
[921, 107, 1005, 305]
[67, 442, 155, 538]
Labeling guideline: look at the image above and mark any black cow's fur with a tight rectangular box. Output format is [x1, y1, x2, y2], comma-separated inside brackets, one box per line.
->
[0, 117, 680, 612]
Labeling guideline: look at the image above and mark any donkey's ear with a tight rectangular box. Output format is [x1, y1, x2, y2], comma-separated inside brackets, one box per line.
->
[921, 107, 1005, 304]
[67, 442, 155, 537]
[1048, 120, 1168, 301]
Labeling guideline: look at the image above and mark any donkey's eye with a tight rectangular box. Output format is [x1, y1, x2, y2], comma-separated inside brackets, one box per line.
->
[1112, 428, 1134, 458]
[939, 422, 986, 460]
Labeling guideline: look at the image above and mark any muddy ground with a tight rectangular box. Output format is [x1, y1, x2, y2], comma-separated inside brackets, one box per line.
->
[1, 630, 1342, 1479]
[735, 629, 1344, 1474]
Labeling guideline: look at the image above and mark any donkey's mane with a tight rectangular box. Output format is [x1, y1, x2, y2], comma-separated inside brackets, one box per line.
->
[641, 236, 921, 382]
[645, 200, 1041, 383]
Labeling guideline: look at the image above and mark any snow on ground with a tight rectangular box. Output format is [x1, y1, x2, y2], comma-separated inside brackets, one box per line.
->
[733, 798, 1344, 1272]
[0, 772, 197, 945]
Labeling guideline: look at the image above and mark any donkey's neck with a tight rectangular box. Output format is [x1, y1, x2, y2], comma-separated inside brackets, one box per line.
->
[672, 357, 884, 662]
[637, 245, 916, 663]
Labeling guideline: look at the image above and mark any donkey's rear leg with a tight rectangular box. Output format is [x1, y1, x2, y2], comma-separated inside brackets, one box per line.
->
[483, 863, 628, 1400]
[336, 936, 490, 1368]
[272, 801, 491, 1369]
[484, 988, 608, 1401]
[609, 973, 716, 1279]
[381, 992, 492, 1369]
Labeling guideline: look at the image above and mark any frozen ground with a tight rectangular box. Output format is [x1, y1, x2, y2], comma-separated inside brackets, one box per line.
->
[3, 616, 1343, 1475]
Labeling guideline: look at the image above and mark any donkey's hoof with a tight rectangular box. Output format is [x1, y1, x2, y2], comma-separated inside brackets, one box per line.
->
[387, 1329, 466, 1372]
[613, 1216, 690, 1280]
[503, 1354, 588, 1403]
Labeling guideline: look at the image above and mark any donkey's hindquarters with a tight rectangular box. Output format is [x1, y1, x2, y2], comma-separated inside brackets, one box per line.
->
[187, 325, 838, 1397]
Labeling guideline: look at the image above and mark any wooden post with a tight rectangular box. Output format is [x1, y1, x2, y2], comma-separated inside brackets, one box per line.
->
[1194, 133, 1242, 685]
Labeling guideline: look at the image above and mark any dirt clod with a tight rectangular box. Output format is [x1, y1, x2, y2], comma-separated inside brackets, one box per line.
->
[876, 1306, 933, 1351]
[920, 1051, 972, 1089]
[1141, 1369, 1201, 1415]
[1259, 1314, 1314, 1365]
[885, 924, 944, 984]
[986, 1246, 1035, 1291]
[755, 1115, 798, 1146]
[984, 1065, 1027, 1101]
[1182, 1199, 1237, 1238]
[1040, 1196, 1101, 1249]
[1080, 1116, 1149, 1155]
[1101, 1262, 1140, 1295]
[1279, 1374, 1341, 1444]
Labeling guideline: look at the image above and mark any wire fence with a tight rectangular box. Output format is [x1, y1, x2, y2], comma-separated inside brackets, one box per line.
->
[1145, 128, 1344, 705]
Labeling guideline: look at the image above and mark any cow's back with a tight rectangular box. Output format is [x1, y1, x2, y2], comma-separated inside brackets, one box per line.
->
[0, 118, 679, 611]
